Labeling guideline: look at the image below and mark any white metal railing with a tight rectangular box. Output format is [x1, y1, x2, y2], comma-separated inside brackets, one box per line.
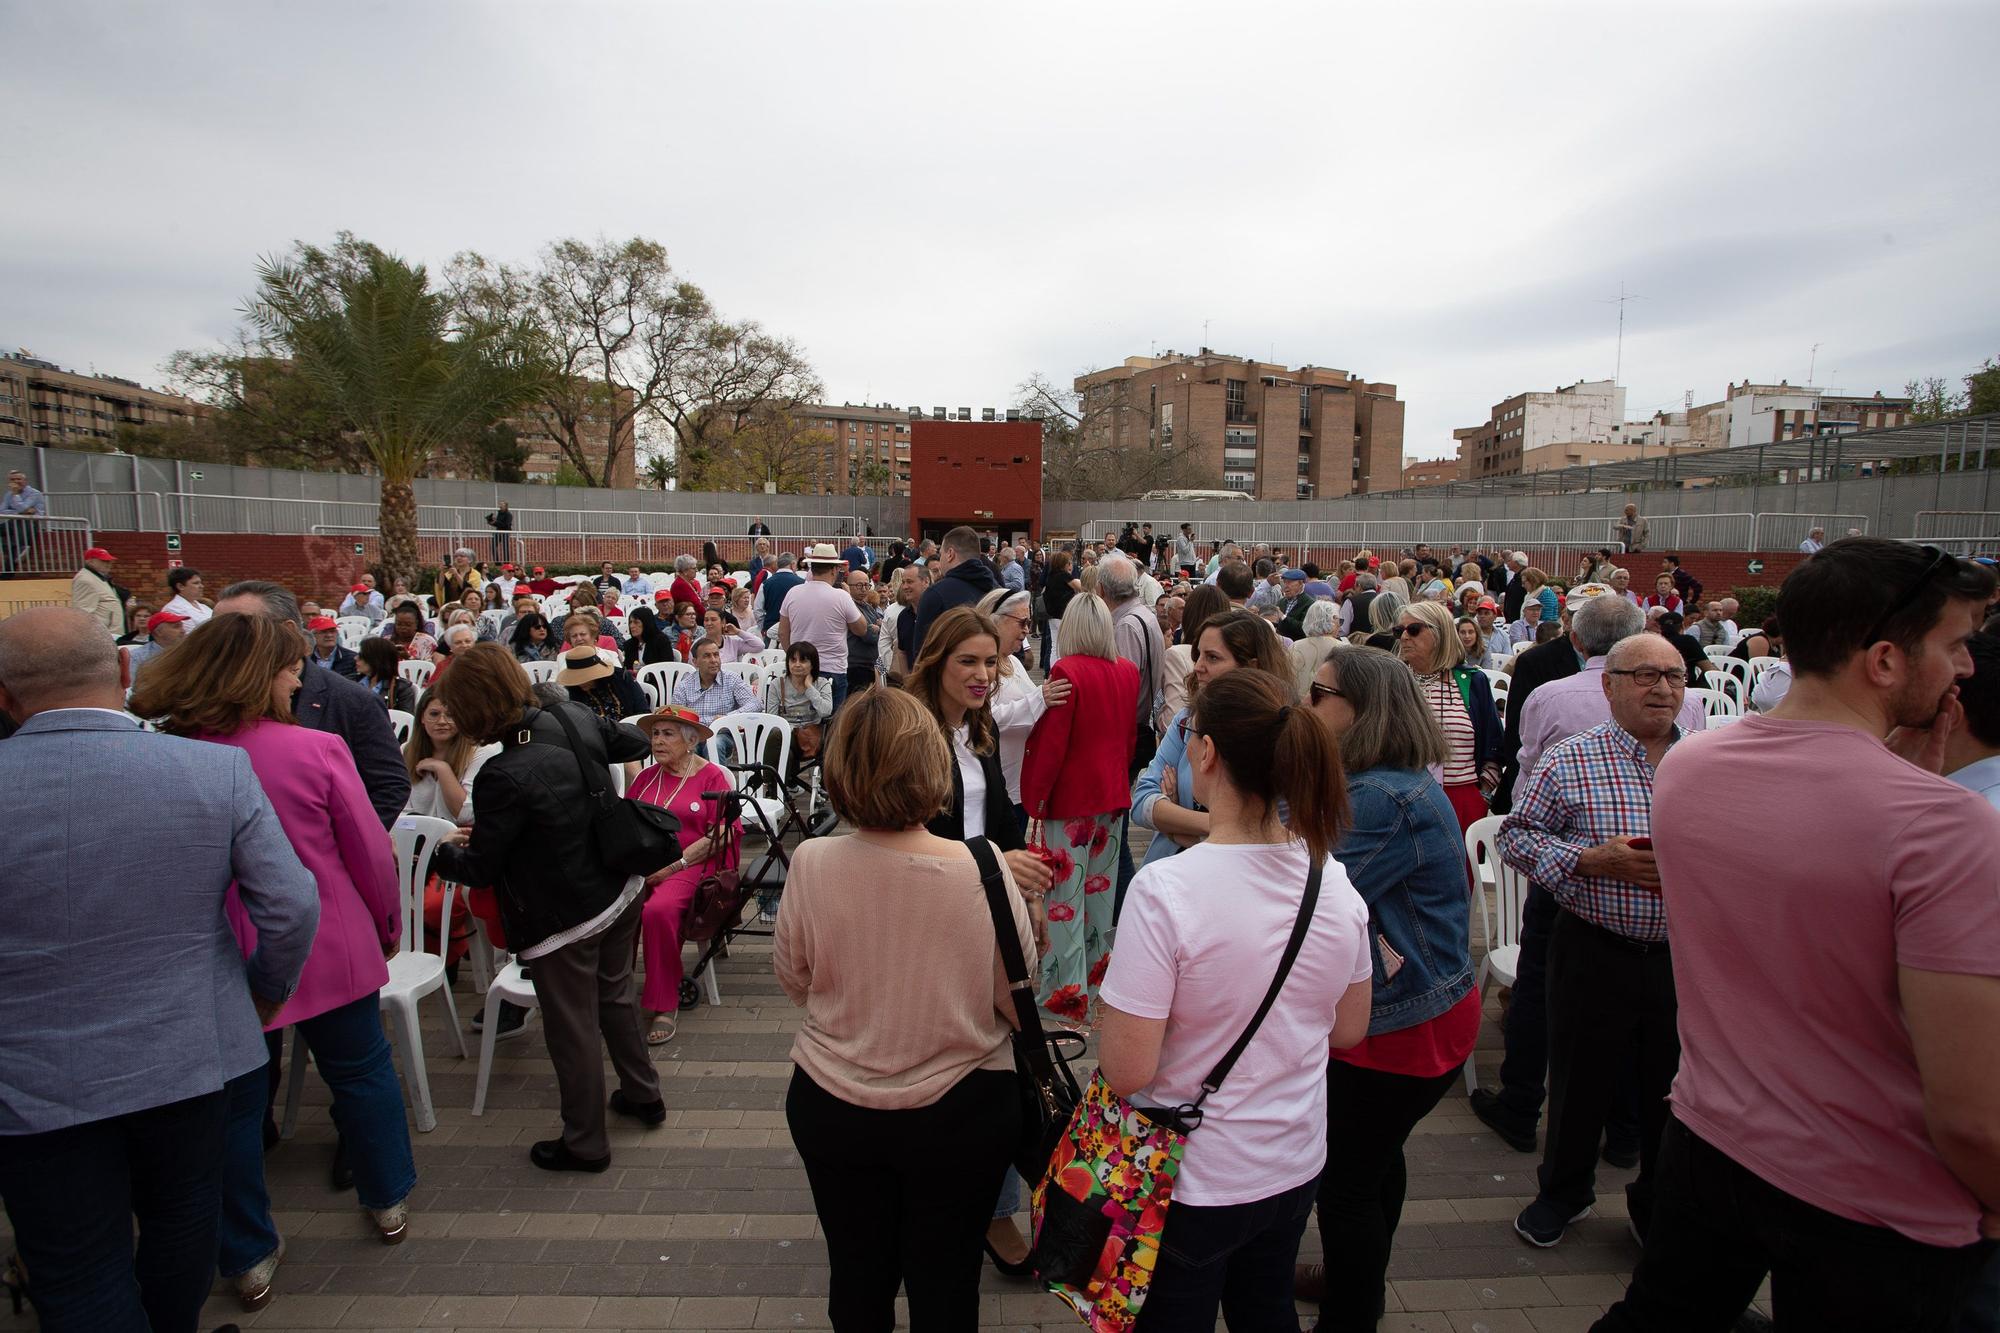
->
[0, 513, 94, 577]
[309, 525, 855, 570]
[1913, 511, 2000, 543]
[1750, 512, 1870, 549]
[42, 490, 171, 532]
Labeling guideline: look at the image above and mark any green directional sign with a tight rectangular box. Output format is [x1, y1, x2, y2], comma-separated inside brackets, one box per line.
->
[189, 470, 204, 481]
[1747, 558, 1765, 575]
[165, 533, 182, 552]
[354, 543, 365, 555]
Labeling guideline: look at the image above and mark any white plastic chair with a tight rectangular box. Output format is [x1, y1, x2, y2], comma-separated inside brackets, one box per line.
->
[398, 658, 435, 691]
[1510, 640, 1535, 657]
[387, 708, 415, 745]
[1705, 712, 1744, 729]
[1747, 655, 1783, 684]
[1687, 686, 1741, 720]
[1703, 645, 1736, 662]
[637, 661, 695, 709]
[1463, 814, 1529, 1093]
[710, 711, 797, 844]
[745, 648, 787, 672]
[1709, 657, 1753, 695]
[471, 958, 539, 1117]
[280, 814, 467, 1138]
[1479, 667, 1510, 694]
[522, 659, 560, 685]
[1710, 672, 1747, 715]
[335, 616, 373, 651]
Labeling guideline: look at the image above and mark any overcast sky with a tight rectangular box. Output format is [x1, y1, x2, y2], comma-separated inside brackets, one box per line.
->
[5, 1, 1996, 464]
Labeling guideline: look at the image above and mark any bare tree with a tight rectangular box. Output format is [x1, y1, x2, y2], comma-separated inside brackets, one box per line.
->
[675, 404, 832, 495]
[449, 237, 818, 487]
[1014, 371, 1214, 501]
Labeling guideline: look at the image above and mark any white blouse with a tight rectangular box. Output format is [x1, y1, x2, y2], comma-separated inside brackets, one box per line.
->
[404, 743, 499, 822]
[987, 662, 1047, 806]
[953, 724, 986, 835]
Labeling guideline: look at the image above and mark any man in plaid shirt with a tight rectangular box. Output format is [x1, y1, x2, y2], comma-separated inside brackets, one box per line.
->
[1498, 633, 1691, 1250]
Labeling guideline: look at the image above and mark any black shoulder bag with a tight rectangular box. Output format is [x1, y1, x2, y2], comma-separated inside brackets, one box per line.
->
[969, 837, 1086, 1181]
[540, 704, 683, 878]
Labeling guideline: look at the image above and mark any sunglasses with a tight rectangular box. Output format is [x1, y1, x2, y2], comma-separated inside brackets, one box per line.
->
[1393, 622, 1430, 638]
[1309, 681, 1343, 703]
[1860, 545, 1956, 649]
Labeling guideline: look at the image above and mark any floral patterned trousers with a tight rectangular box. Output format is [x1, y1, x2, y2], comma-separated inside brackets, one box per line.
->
[1035, 810, 1124, 1025]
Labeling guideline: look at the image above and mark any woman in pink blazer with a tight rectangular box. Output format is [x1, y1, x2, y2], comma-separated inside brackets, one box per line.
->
[130, 613, 416, 1311]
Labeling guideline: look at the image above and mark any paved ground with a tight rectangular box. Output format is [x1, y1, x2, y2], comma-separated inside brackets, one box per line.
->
[4, 831, 1772, 1332]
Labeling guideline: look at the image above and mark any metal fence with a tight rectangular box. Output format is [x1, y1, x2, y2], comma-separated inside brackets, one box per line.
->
[0, 514, 94, 577]
[309, 526, 854, 571]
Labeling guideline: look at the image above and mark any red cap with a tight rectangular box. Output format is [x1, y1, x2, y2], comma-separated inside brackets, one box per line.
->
[654, 589, 674, 601]
[350, 582, 369, 594]
[1367, 556, 1381, 569]
[531, 566, 546, 575]
[84, 546, 115, 562]
[502, 563, 516, 571]
[306, 615, 338, 631]
[145, 610, 188, 633]
[1477, 599, 1497, 611]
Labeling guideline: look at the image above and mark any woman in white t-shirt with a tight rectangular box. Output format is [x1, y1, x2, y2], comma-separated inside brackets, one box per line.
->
[1098, 667, 1373, 1331]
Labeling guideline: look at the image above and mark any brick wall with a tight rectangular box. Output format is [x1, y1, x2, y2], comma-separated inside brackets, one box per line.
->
[93, 530, 386, 610]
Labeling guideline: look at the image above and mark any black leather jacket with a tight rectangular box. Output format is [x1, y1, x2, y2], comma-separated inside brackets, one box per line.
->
[431, 701, 650, 954]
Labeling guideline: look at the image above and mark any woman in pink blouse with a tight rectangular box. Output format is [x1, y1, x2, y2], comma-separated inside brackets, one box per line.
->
[631, 705, 741, 1045]
[130, 613, 415, 1311]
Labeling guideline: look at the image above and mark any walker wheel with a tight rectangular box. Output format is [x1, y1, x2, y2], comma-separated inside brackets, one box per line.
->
[678, 979, 700, 1010]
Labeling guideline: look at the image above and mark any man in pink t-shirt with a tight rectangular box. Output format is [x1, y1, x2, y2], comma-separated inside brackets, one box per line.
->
[778, 547, 865, 709]
[1594, 538, 2000, 1333]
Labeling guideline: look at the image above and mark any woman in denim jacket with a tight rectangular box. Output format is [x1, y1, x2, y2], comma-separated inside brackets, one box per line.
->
[1295, 645, 1480, 1330]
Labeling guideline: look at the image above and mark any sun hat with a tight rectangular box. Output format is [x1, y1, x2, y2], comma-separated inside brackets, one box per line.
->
[633, 704, 713, 743]
[554, 646, 614, 686]
[801, 543, 847, 568]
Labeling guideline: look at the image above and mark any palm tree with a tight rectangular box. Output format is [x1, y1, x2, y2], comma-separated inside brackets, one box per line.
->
[643, 451, 674, 491]
[246, 237, 543, 585]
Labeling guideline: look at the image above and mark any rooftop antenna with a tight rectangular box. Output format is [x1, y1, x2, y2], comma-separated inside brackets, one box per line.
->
[1598, 283, 1645, 385]
[1202, 317, 1210, 349]
[1807, 342, 1821, 384]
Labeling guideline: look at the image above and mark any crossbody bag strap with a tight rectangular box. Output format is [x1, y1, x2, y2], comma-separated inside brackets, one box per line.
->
[1187, 856, 1323, 1112]
[967, 837, 1053, 1052]
[541, 701, 610, 802]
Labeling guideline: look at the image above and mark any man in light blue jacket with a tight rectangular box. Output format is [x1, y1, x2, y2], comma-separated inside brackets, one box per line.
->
[0, 607, 318, 1333]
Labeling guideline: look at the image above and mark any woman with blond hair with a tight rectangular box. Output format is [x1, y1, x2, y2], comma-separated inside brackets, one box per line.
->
[777, 687, 1038, 1327]
[1019, 594, 1139, 1023]
[130, 614, 414, 1305]
[1393, 599, 1502, 833]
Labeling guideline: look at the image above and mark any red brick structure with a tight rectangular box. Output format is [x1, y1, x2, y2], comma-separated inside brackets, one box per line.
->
[908, 419, 1043, 543]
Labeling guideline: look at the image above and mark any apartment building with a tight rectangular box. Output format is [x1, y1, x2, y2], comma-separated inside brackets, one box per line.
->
[1686, 381, 1913, 451]
[1402, 457, 1459, 488]
[1456, 379, 1631, 480]
[803, 403, 912, 495]
[1074, 350, 1406, 500]
[0, 352, 207, 449]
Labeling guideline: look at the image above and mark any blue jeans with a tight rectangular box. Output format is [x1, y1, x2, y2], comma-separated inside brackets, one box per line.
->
[1138, 1174, 1319, 1331]
[829, 673, 849, 712]
[0, 1088, 226, 1333]
[219, 994, 417, 1275]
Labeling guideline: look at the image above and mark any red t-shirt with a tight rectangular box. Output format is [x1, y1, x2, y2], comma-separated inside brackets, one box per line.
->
[1332, 989, 1481, 1079]
[1656, 716, 2000, 1247]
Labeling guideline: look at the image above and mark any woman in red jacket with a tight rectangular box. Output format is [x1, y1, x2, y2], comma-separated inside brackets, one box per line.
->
[1019, 594, 1139, 1025]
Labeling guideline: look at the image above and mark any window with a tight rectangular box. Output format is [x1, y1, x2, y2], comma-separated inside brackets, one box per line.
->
[1161, 402, 1174, 446]
[1299, 387, 1312, 427]
[1225, 379, 1247, 423]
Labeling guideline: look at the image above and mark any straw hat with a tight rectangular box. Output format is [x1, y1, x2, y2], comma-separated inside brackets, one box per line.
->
[633, 703, 713, 743]
[554, 646, 614, 686]
[801, 543, 847, 569]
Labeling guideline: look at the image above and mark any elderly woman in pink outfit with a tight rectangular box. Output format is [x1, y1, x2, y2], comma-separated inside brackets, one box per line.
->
[130, 613, 416, 1313]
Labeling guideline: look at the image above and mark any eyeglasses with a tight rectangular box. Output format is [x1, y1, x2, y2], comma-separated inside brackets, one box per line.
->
[1309, 681, 1343, 703]
[1860, 545, 1955, 650]
[1393, 622, 1429, 638]
[1606, 667, 1685, 689]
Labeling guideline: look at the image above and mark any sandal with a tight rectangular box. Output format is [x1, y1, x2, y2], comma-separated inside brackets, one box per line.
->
[645, 1014, 677, 1046]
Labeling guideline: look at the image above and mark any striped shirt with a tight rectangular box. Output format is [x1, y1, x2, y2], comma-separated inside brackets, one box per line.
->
[1420, 671, 1478, 786]
[1498, 720, 1678, 941]
[672, 669, 760, 727]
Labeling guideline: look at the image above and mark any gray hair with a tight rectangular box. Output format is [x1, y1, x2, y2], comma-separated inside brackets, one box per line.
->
[675, 554, 697, 573]
[1098, 553, 1139, 602]
[1303, 600, 1340, 637]
[1368, 590, 1407, 633]
[978, 588, 1031, 621]
[775, 551, 797, 569]
[453, 547, 475, 561]
[530, 681, 569, 708]
[441, 624, 478, 651]
[1056, 593, 1118, 661]
[218, 579, 303, 627]
[0, 607, 120, 710]
[1354, 572, 1378, 592]
[1571, 594, 1645, 657]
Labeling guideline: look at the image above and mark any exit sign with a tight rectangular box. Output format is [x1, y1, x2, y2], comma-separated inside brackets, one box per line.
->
[354, 543, 365, 555]
[165, 533, 182, 552]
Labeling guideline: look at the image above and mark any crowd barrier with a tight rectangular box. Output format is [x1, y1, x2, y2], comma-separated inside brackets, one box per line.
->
[0, 513, 93, 578]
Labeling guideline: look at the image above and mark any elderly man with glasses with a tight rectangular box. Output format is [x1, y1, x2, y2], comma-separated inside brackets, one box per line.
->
[1497, 632, 1694, 1252]
[1, 470, 46, 572]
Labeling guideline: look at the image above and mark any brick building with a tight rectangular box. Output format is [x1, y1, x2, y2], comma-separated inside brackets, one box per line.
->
[907, 417, 1042, 543]
[799, 403, 912, 495]
[1686, 381, 1913, 451]
[0, 352, 207, 449]
[1074, 350, 1405, 500]
[1402, 457, 1459, 488]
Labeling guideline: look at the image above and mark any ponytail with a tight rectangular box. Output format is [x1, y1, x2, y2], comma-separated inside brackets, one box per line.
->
[1191, 668, 1349, 863]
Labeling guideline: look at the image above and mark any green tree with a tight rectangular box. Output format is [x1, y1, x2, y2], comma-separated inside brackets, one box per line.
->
[1905, 374, 1967, 424]
[642, 451, 674, 491]
[246, 235, 543, 584]
[449, 237, 819, 487]
[1965, 356, 2000, 416]
[454, 423, 528, 483]
[162, 339, 371, 472]
[1014, 371, 1217, 501]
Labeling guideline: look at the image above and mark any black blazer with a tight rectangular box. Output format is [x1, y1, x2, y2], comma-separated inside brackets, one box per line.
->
[432, 702, 652, 954]
[1492, 636, 1581, 813]
[313, 645, 360, 681]
[294, 659, 411, 827]
[1500, 572, 1527, 623]
[925, 740, 1025, 852]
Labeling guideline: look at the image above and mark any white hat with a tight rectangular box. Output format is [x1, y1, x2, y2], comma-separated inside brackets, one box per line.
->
[801, 543, 846, 568]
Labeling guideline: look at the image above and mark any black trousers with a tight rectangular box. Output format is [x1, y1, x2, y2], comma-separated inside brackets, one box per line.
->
[1596, 1116, 1995, 1332]
[1315, 1058, 1459, 1332]
[0, 1089, 228, 1333]
[1139, 1175, 1319, 1332]
[787, 1066, 1017, 1332]
[1538, 910, 1679, 1229]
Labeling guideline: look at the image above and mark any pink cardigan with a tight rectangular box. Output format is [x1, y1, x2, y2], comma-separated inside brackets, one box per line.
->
[212, 720, 401, 1028]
